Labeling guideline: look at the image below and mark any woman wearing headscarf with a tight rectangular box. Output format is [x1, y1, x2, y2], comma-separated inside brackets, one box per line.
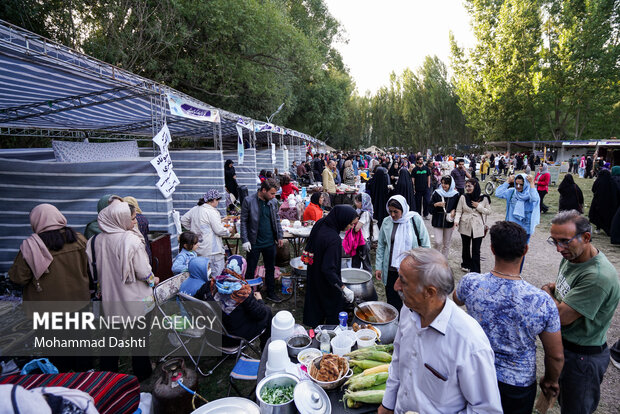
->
[87, 201, 155, 381]
[495, 174, 540, 241]
[179, 256, 211, 296]
[429, 176, 460, 257]
[225, 159, 240, 199]
[9, 204, 90, 302]
[302, 192, 324, 222]
[343, 160, 356, 186]
[589, 169, 617, 235]
[352, 192, 374, 272]
[391, 168, 417, 214]
[302, 205, 359, 327]
[534, 163, 551, 213]
[194, 255, 272, 349]
[610, 166, 620, 244]
[83, 194, 123, 239]
[375, 195, 431, 310]
[454, 179, 491, 273]
[387, 160, 400, 184]
[181, 190, 231, 277]
[367, 167, 390, 225]
[558, 174, 584, 213]
[123, 196, 152, 264]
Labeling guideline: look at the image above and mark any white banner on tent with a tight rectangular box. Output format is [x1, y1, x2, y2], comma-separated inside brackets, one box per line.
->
[151, 123, 179, 198]
[271, 143, 276, 164]
[152, 124, 171, 150]
[166, 93, 220, 123]
[156, 169, 180, 198]
[236, 125, 245, 165]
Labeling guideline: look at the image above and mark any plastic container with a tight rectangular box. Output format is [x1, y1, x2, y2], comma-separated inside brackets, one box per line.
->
[271, 311, 295, 342]
[337, 329, 357, 346]
[297, 348, 322, 367]
[356, 329, 377, 348]
[265, 340, 289, 376]
[281, 276, 293, 295]
[331, 335, 353, 356]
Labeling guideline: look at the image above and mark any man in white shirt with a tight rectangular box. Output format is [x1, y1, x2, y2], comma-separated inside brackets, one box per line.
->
[379, 248, 502, 414]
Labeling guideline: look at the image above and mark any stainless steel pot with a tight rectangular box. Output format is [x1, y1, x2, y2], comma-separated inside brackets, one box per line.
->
[256, 373, 300, 414]
[353, 301, 399, 344]
[290, 257, 306, 277]
[341, 268, 377, 302]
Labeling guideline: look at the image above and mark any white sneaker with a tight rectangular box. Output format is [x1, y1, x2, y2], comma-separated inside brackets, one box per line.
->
[612, 358, 620, 370]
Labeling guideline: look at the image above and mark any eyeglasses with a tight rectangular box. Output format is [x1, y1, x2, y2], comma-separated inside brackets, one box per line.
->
[547, 233, 583, 248]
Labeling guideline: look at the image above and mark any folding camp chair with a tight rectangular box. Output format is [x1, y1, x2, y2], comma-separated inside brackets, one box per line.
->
[228, 354, 260, 398]
[177, 292, 264, 377]
[153, 272, 205, 364]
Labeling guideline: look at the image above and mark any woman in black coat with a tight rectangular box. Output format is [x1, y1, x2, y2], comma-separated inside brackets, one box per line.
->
[302, 205, 359, 327]
[429, 176, 460, 257]
[391, 168, 417, 214]
[589, 169, 616, 234]
[224, 159, 239, 199]
[558, 174, 584, 213]
[367, 167, 390, 224]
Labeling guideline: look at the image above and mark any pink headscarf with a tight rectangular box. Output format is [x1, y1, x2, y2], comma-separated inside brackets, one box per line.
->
[19, 204, 67, 279]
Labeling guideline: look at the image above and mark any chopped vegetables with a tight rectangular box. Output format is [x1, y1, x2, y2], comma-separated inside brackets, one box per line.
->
[259, 384, 295, 405]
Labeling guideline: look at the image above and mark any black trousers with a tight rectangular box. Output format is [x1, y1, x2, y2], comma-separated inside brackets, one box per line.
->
[538, 190, 548, 212]
[498, 381, 537, 414]
[246, 243, 277, 295]
[385, 269, 402, 311]
[351, 241, 372, 272]
[415, 189, 430, 217]
[461, 234, 483, 273]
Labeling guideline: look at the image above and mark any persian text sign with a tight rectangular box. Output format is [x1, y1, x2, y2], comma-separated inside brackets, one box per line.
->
[167, 93, 220, 123]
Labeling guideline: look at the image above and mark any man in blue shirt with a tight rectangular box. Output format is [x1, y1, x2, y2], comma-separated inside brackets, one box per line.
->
[454, 221, 564, 414]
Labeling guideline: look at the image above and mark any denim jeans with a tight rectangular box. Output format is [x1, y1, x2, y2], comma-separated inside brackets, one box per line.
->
[558, 347, 610, 414]
[246, 243, 276, 296]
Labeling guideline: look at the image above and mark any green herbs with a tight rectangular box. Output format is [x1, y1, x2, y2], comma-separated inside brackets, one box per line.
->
[260, 384, 295, 405]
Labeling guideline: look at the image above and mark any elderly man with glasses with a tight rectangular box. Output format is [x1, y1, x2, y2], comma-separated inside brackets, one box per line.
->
[542, 210, 619, 414]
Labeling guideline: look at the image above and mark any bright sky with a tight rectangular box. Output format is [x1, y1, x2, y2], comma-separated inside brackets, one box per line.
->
[324, 0, 476, 95]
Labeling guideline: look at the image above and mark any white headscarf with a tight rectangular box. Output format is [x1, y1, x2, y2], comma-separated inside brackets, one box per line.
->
[386, 195, 417, 268]
[434, 175, 459, 198]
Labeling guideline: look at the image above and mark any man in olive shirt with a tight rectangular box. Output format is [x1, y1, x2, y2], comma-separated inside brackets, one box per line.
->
[542, 210, 620, 414]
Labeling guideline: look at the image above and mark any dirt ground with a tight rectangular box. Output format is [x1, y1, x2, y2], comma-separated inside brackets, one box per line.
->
[184, 174, 620, 413]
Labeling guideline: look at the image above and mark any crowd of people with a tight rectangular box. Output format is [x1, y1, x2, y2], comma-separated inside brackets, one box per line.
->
[5, 149, 620, 414]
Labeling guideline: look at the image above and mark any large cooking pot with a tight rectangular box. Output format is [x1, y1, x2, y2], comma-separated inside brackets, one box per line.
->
[290, 257, 306, 278]
[256, 373, 300, 414]
[353, 301, 399, 344]
[341, 268, 377, 302]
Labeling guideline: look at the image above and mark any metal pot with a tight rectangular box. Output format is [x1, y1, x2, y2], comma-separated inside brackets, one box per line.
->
[353, 301, 399, 344]
[256, 373, 300, 414]
[290, 256, 306, 277]
[341, 268, 377, 302]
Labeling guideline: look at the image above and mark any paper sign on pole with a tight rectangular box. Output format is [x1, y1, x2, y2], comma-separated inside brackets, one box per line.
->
[236, 125, 245, 165]
[151, 123, 180, 198]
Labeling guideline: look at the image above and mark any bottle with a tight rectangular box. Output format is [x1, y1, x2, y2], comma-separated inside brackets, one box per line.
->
[320, 330, 330, 354]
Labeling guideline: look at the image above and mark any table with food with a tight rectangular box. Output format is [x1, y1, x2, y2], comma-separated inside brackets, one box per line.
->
[252, 299, 399, 413]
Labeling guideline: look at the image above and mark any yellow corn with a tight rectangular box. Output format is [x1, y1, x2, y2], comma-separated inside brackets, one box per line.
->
[361, 363, 389, 376]
[348, 359, 384, 370]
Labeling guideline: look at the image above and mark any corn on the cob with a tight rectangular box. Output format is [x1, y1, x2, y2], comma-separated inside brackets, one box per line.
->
[348, 359, 384, 370]
[344, 389, 386, 407]
[366, 383, 387, 391]
[345, 344, 393, 358]
[346, 372, 389, 391]
[345, 349, 392, 362]
[361, 363, 389, 376]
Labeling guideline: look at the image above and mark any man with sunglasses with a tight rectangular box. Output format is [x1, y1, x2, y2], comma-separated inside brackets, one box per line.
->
[542, 210, 619, 414]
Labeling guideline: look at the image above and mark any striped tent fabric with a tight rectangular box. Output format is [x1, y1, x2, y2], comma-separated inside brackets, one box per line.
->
[0, 156, 176, 273]
[0, 371, 140, 414]
[168, 150, 226, 218]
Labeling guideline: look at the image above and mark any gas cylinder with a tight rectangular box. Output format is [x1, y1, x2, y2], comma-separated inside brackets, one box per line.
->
[152, 358, 198, 414]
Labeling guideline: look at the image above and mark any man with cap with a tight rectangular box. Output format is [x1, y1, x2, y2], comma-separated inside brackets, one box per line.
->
[241, 178, 284, 302]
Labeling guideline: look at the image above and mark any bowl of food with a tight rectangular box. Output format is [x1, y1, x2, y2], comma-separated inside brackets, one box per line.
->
[307, 354, 352, 390]
[256, 373, 299, 414]
[297, 348, 322, 367]
[286, 334, 312, 358]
